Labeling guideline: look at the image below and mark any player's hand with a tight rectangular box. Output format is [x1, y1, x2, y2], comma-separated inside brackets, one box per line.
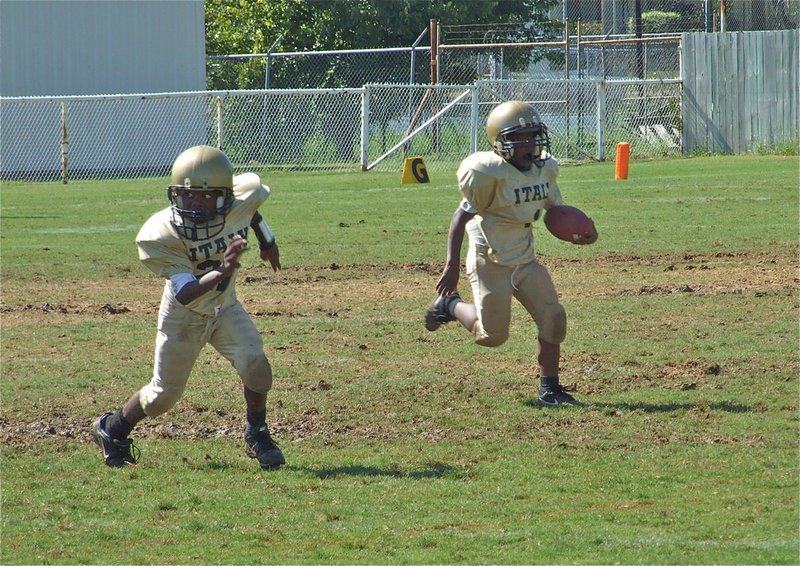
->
[435, 264, 460, 296]
[260, 243, 281, 272]
[223, 236, 248, 273]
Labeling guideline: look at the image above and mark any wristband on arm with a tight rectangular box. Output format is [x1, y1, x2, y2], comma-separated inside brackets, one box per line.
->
[169, 272, 197, 296]
[250, 212, 276, 250]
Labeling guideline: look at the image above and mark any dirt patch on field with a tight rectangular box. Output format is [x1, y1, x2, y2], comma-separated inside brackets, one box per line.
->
[2, 249, 796, 324]
[1, 249, 797, 451]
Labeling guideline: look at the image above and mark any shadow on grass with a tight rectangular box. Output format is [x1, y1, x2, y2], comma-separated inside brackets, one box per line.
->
[296, 461, 465, 480]
[182, 456, 237, 471]
[522, 399, 752, 413]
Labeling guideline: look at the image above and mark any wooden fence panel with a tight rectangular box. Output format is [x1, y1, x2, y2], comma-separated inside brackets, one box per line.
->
[681, 30, 799, 153]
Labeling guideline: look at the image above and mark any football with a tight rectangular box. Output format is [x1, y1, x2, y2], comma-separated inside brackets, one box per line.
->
[543, 205, 598, 244]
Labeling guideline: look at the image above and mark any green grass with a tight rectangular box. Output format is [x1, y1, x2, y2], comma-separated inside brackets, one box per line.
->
[1, 155, 798, 564]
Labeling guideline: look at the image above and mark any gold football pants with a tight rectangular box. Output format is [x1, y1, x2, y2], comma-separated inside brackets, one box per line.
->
[139, 292, 272, 416]
[466, 243, 567, 347]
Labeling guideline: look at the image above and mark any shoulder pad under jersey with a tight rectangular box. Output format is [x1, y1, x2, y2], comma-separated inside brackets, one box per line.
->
[458, 151, 508, 178]
[233, 173, 270, 201]
[136, 209, 193, 278]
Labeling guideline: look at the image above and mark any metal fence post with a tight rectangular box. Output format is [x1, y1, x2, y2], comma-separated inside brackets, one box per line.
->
[60, 102, 68, 184]
[360, 86, 370, 171]
[409, 27, 428, 143]
[410, 27, 428, 85]
[265, 34, 283, 89]
[470, 85, 479, 154]
[596, 81, 607, 161]
[216, 95, 223, 149]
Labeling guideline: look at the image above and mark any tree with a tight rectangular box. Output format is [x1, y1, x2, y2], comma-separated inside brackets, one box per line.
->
[205, 0, 558, 89]
[204, 0, 558, 163]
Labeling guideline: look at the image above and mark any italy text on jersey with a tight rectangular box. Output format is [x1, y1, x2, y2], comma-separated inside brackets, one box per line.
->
[185, 227, 250, 264]
[512, 182, 550, 204]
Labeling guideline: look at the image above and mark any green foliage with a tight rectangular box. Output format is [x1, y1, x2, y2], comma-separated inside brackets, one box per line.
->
[204, 0, 563, 169]
[629, 11, 682, 34]
[1, 156, 798, 563]
[205, 0, 559, 90]
[754, 136, 800, 156]
[574, 20, 604, 36]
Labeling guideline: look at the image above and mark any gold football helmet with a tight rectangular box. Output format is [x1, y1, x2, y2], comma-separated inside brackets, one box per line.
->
[167, 145, 234, 241]
[486, 101, 551, 169]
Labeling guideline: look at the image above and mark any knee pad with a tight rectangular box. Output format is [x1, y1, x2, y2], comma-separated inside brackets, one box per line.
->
[239, 354, 272, 394]
[474, 322, 509, 348]
[537, 303, 567, 344]
[139, 382, 185, 417]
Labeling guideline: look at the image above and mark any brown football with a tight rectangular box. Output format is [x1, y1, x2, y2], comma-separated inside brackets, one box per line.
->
[544, 205, 597, 244]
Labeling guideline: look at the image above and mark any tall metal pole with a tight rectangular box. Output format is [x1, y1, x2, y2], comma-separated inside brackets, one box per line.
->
[406, 28, 428, 158]
[410, 28, 428, 85]
[634, 0, 643, 79]
[264, 34, 283, 89]
[216, 96, 223, 150]
[60, 102, 68, 184]
[564, 20, 570, 157]
[634, 0, 645, 123]
[429, 19, 438, 85]
[429, 19, 439, 152]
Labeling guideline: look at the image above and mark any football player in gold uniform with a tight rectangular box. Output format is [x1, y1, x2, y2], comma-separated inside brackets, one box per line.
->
[93, 145, 285, 468]
[425, 101, 596, 406]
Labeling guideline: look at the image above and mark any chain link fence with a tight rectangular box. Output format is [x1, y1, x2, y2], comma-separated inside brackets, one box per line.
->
[4, 2, 794, 182]
[1, 79, 682, 182]
[209, 47, 432, 91]
[365, 80, 681, 173]
[209, 39, 682, 90]
[217, 89, 364, 171]
[0, 93, 209, 181]
[206, 1, 795, 92]
[553, 0, 798, 33]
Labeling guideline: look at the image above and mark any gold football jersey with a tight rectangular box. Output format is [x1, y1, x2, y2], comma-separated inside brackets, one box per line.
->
[136, 173, 270, 315]
[457, 151, 562, 266]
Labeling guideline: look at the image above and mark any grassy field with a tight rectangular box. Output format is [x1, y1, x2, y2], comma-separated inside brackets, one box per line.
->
[1, 155, 798, 564]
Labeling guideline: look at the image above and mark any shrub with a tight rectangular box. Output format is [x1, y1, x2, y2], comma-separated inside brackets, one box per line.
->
[629, 11, 682, 34]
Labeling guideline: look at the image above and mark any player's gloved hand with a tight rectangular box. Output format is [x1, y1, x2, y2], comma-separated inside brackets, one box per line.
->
[260, 243, 281, 272]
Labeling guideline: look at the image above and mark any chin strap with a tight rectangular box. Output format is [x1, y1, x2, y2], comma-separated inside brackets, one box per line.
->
[250, 211, 276, 250]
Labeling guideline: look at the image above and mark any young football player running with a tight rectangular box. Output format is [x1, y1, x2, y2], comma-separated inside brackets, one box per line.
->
[425, 101, 597, 406]
[93, 145, 285, 469]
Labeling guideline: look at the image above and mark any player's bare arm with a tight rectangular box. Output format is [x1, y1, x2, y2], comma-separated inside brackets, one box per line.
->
[175, 235, 248, 305]
[436, 206, 475, 296]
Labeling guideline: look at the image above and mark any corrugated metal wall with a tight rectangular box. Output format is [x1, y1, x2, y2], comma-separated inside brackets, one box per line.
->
[0, 0, 206, 175]
[681, 30, 799, 153]
[0, 0, 205, 96]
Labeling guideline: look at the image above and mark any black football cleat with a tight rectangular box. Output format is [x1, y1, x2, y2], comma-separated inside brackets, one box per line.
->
[425, 292, 461, 331]
[537, 385, 583, 407]
[93, 412, 140, 467]
[244, 425, 285, 470]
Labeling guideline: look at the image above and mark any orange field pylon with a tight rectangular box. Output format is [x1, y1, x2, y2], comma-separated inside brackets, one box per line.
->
[615, 142, 630, 180]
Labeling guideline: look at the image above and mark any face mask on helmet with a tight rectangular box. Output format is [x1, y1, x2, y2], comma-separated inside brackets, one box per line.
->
[486, 101, 552, 170]
[166, 145, 234, 241]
